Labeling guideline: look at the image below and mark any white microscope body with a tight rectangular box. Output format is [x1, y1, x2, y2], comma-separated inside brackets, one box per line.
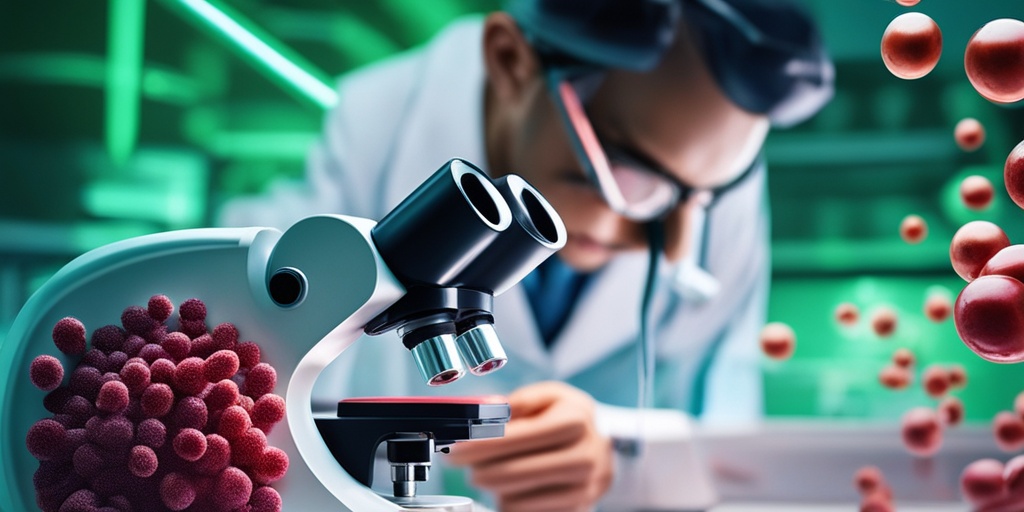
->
[0, 159, 565, 511]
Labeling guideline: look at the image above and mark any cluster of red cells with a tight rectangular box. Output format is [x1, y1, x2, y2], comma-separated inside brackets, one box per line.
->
[25, 296, 288, 512]
[853, 465, 895, 512]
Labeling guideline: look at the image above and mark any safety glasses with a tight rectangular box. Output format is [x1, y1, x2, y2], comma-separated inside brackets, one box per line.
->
[546, 68, 759, 222]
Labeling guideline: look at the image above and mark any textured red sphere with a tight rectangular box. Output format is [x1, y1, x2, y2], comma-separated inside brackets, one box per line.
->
[759, 322, 796, 360]
[939, 396, 964, 427]
[900, 214, 928, 244]
[835, 302, 859, 326]
[881, 13, 942, 80]
[960, 175, 994, 210]
[1005, 140, 1024, 210]
[994, 411, 1024, 452]
[981, 245, 1024, 284]
[854, 465, 886, 495]
[961, 458, 1008, 506]
[879, 365, 912, 390]
[892, 348, 915, 368]
[965, 19, 1024, 103]
[924, 293, 952, 322]
[955, 119, 987, 152]
[955, 275, 1024, 363]
[902, 406, 943, 457]
[923, 365, 951, 398]
[871, 307, 898, 338]
[950, 221, 1011, 282]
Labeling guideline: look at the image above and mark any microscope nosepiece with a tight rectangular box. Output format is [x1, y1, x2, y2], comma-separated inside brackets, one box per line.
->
[455, 323, 507, 376]
[410, 334, 466, 386]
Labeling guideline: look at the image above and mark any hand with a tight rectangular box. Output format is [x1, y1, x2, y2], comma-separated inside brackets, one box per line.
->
[446, 381, 614, 512]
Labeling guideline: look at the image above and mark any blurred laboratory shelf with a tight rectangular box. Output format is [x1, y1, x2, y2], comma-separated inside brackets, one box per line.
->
[700, 420, 1001, 504]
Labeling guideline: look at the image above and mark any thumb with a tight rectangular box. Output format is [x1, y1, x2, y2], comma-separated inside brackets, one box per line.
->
[507, 381, 575, 419]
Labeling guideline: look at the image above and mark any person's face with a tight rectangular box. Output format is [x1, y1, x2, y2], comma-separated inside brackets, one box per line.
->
[503, 27, 770, 273]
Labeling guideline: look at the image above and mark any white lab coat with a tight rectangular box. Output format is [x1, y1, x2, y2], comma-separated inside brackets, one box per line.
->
[219, 15, 770, 508]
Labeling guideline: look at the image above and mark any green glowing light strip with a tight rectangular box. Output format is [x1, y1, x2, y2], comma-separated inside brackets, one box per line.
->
[160, 0, 338, 110]
[106, 0, 146, 166]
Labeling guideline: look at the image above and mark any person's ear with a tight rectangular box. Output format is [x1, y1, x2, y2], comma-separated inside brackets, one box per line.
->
[482, 13, 542, 103]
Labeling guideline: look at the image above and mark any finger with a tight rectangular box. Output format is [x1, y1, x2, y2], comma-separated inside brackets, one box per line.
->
[506, 381, 573, 418]
[499, 482, 595, 512]
[445, 411, 585, 465]
[471, 443, 594, 493]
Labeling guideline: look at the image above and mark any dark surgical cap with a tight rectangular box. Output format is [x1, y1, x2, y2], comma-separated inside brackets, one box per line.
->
[507, 0, 835, 127]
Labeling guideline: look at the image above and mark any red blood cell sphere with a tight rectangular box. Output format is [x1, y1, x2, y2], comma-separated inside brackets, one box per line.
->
[923, 366, 951, 398]
[219, 406, 252, 440]
[174, 357, 207, 396]
[236, 341, 261, 369]
[213, 467, 253, 511]
[52, 317, 86, 355]
[939, 396, 964, 427]
[954, 275, 1024, 363]
[759, 322, 796, 361]
[924, 293, 952, 322]
[179, 298, 207, 322]
[141, 383, 174, 418]
[148, 294, 174, 322]
[250, 486, 283, 512]
[955, 119, 986, 152]
[121, 306, 156, 336]
[900, 214, 927, 244]
[129, 445, 159, 478]
[26, 419, 67, 460]
[994, 411, 1024, 452]
[879, 365, 912, 390]
[162, 332, 191, 362]
[232, 427, 268, 468]
[195, 434, 232, 475]
[160, 472, 196, 511]
[136, 418, 167, 448]
[30, 355, 64, 391]
[854, 465, 886, 495]
[91, 324, 126, 354]
[949, 364, 967, 389]
[1015, 391, 1024, 419]
[871, 307, 898, 338]
[1005, 140, 1024, 210]
[950, 221, 1011, 282]
[961, 458, 1008, 506]
[252, 394, 286, 429]
[212, 323, 239, 351]
[253, 447, 289, 484]
[204, 350, 240, 383]
[892, 348, 915, 368]
[96, 380, 130, 413]
[119, 361, 151, 395]
[902, 406, 943, 457]
[174, 428, 208, 462]
[244, 363, 278, 398]
[981, 245, 1024, 284]
[960, 175, 994, 210]
[835, 302, 859, 326]
[205, 379, 240, 412]
[895, 0, 920, 5]
[150, 358, 176, 385]
[965, 19, 1024, 104]
[860, 493, 894, 512]
[1006, 454, 1024, 492]
[881, 13, 942, 80]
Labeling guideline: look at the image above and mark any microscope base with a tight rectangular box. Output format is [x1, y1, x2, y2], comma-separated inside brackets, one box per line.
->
[385, 494, 474, 510]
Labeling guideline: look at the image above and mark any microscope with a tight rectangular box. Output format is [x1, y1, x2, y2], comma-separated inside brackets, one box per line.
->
[0, 159, 566, 511]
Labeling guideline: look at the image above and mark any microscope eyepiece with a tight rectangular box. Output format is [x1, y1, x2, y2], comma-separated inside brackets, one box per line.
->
[409, 334, 465, 386]
[454, 321, 507, 376]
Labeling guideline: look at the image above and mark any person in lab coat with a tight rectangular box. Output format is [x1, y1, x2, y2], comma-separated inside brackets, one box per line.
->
[220, 0, 833, 509]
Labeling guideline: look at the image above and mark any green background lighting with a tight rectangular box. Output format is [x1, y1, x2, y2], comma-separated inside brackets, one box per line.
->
[1, 0, 1023, 422]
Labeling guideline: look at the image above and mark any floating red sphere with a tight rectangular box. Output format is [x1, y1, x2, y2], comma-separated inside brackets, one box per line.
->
[892, 348, 914, 368]
[879, 365, 912, 390]
[954, 275, 1024, 363]
[955, 118, 987, 152]
[759, 322, 796, 361]
[924, 293, 952, 322]
[981, 245, 1024, 283]
[835, 302, 859, 327]
[881, 13, 942, 80]
[939, 396, 964, 427]
[871, 307, 898, 338]
[902, 406, 943, 457]
[960, 458, 1008, 506]
[895, 0, 920, 5]
[994, 411, 1024, 452]
[950, 221, 1011, 282]
[960, 175, 994, 210]
[1005, 140, 1024, 210]
[900, 214, 928, 244]
[965, 19, 1024, 104]
[923, 365, 951, 398]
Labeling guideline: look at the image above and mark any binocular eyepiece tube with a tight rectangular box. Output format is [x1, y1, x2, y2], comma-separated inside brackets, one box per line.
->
[370, 159, 566, 387]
